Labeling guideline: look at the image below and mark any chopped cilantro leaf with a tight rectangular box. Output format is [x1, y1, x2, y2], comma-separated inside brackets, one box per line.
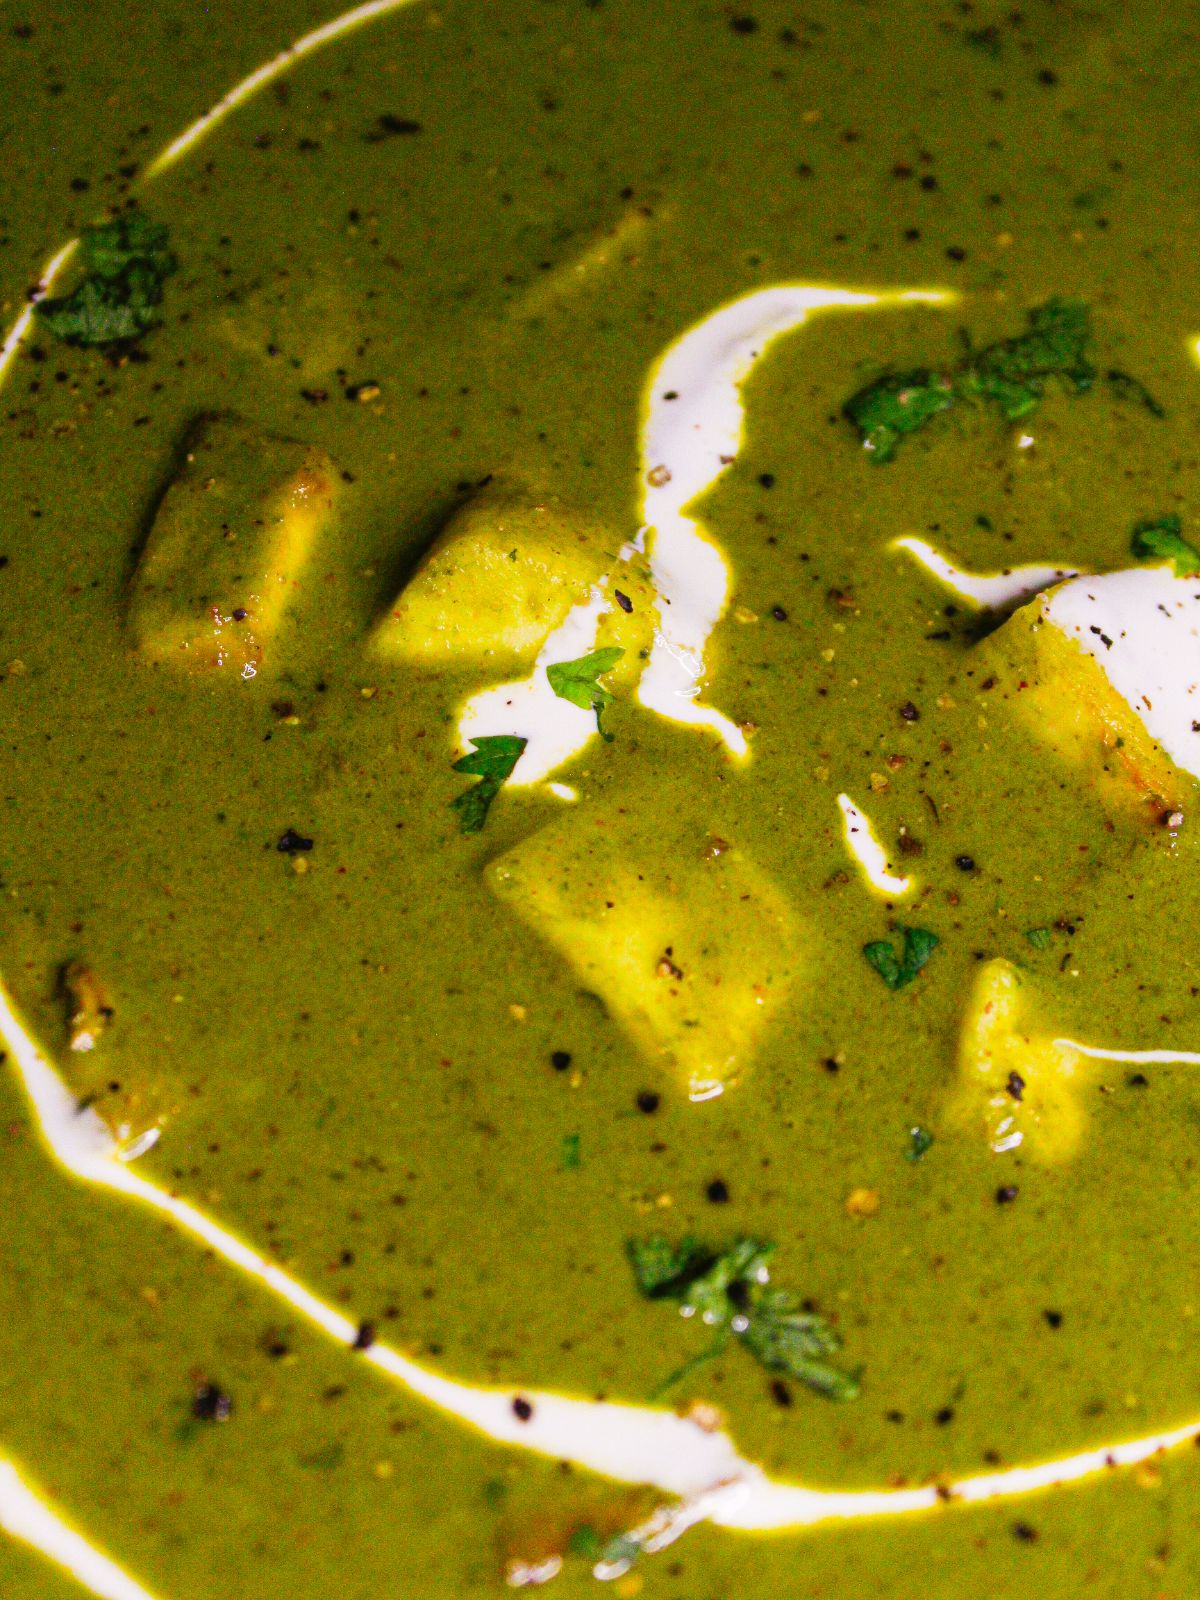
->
[627, 1235, 859, 1400]
[36, 211, 176, 347]
[863, 925, 939, 990]
[1130, 513, 1200, 577]
[905, 1126, 934, 1162]
[561, 1132, 581, 1170]
[1106, 368, 1164, 418]
[844, 299, 1112, 460]
[627, 1234, 712, 1297]
[958, 297, 1095, 421]
[1024, 926, 1051, 950]
[449, 734, 526, 834]
[546, 647, 625, 740]
[842, 369, 955, 463]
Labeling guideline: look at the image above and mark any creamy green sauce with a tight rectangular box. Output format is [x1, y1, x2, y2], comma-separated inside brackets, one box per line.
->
[5, 0, 1200, 1594]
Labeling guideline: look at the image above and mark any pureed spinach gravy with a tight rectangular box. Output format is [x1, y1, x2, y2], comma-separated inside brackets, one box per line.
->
[2, 0, 1200, 1595]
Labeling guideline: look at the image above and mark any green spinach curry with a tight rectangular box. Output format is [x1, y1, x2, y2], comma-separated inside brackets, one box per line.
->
[3, 0, 1200, 1596]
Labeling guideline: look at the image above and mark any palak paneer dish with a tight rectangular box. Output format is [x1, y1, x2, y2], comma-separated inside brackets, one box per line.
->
[4, 1, 1200, 1596]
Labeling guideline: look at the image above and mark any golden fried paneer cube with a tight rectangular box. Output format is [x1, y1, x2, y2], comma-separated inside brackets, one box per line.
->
[129, 413, 337, 675]
[946, 958, 1087, 1162]
[371, 479, 644, 669]
[980, 580, 1187, 819]
[487, 814, 800, 1100]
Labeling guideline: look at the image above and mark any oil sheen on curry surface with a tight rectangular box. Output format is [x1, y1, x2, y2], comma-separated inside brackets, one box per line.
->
[3, 0, 1200, 1595]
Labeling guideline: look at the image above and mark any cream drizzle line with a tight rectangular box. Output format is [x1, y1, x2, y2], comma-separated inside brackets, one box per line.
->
[1055, 1041, 1200, 1066]
[0, 4, 1195, 1580]
[635, 287, 956, 753]
[0, 1457, 163, 1600]
[892, 536, 1082, 611]
[5, 976, 1200, 1583]
[0, 0, 424, 393]
[0, 240, 81, 388]
[836, 794, 912, 897]
[462, 286, 961, 791]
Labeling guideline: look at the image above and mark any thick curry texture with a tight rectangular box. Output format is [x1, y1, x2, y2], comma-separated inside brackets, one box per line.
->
[4, 0, 1200, 1595]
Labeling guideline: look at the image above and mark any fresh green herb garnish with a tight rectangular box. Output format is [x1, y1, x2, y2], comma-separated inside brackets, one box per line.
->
[561, 1132, 581, 1170]
[627, 1235, 860, 1401]
[546, 647, 625, 740]
[1129, 513, 1200, 577]
[449, 734, 526, 834]
[904, 1126, 934, 1162]
[863, 925, 939, 990]
[36, 211, 177, 347]
[844, 298, 1102, 460]
[1106, 368, 1164, 417]
[957, 297, 1095, 420]
[1024, 926, 1052, 950]
[841, 369, 955, 464]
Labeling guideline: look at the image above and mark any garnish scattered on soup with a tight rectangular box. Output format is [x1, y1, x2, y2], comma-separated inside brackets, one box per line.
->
[3, 2, 1200, 1596]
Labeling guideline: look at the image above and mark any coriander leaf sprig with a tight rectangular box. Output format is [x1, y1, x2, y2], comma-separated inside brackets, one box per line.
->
[36, 211, 176, 347]
[545, 646, 625, 740]
[450, 734, 526, 834]
[863, 925, 939, 990]
[843, 298, 1110, 462]
[627, 1235, 860, 1401]
[1129, 513, 1200, 578]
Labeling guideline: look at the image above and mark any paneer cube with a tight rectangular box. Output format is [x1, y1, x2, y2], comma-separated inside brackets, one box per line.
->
[130, 413, 337, 675]
[947, 957, 1086, 1161]
[371, 480, 632, 668]
[980, 573, 1191, 818]
[487, 815, 801, 1100]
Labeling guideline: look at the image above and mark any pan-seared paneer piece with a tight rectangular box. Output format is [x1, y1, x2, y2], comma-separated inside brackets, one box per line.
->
[980, 568, 1200, 818]
[487, 816, 800, 1101]
[589, 557, 657, 685]
[372, 480, 633, 668]
[946, 958, 1087, 1161]
[130, 413, 337, 675]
